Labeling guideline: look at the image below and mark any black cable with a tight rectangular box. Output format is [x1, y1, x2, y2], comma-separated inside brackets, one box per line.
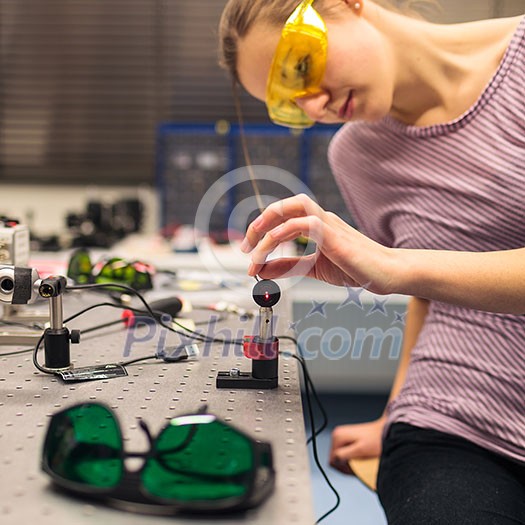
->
[119, 355, 158, 366]
[65, 303, 224, 335]
[0, 347, 34, 357]
[280, 350, 340, 523]
[66, 284, 243, 346]
[281, 337, 337, 523]
[64, 301, 131, 324]
[31, 283, 241, 377]
[75, 301, 234, 343]
[0, 320, 44, 330]
[279, 335, 329, 443]
[31, 281, 339, 521]
[32, 331, 188, 374]
[32, 332, 55, 375]
[119, 349, 195, 367]
[82, 318, 124, 334]
[31, 327, 190, 375]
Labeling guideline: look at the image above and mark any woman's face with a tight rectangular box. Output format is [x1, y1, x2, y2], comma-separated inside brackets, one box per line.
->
[237, 3, 396, 125]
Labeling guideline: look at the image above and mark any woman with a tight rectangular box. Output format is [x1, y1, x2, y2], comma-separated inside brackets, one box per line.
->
[219, 0, 525, 523]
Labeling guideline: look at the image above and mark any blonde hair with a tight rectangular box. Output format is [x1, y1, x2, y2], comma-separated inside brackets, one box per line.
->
[218, 0, 303, 81]
[218, 0, 439, 80]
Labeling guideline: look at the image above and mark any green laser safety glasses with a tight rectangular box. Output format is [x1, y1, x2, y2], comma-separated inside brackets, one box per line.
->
[41, 403, 275, 514]
[67, 249, 154, 291]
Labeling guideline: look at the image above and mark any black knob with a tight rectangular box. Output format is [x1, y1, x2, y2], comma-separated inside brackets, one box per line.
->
[252, 279, 281, 308]
[70, 330, 81, 344]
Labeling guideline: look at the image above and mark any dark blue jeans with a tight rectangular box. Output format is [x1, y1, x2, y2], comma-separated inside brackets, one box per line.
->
[377, 423, 525, 524]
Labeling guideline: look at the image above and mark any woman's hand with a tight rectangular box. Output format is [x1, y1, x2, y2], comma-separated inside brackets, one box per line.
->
[241, 194, 525, 313]
[240, 194, 400, 294]
[329, 418, 385, 475]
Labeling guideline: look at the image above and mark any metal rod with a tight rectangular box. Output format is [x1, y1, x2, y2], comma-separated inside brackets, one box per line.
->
[49, 295, 63, 329]
[259, 307, 273, 341]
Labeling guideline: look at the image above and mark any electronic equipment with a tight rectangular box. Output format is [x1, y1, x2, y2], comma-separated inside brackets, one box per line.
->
[216, 279, 281, 389]
[0, 219, 49, 338]
[0, 265, 79, 366]
[0, 218, 30, 266]
[65, 198, 144, 249]
[149, 296, 184, 318]
[0, 265, 40, 305]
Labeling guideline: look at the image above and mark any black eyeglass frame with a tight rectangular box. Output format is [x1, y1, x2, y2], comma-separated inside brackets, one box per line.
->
[41, 402, 275, 515]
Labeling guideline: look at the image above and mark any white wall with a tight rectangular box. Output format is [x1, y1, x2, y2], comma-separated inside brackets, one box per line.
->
[1, 0, 523, 238]
[0, 184, 159, 236]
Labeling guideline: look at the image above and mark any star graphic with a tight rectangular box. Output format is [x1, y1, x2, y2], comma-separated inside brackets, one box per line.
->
[288, 320, 300, 334]
[306, 300, 328, 319]
[367, 297, 389, 317]
[393, 311, 407, 326]
[338, 287, 365, 310]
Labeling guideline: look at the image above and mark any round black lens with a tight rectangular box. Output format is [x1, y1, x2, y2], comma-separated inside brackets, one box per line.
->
[252, 280, 281, 308]
[0, 277, 14, 293]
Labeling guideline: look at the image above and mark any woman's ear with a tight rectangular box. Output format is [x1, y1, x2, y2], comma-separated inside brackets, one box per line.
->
[352, 1, 364, 15]
[342, 0, 364, 15]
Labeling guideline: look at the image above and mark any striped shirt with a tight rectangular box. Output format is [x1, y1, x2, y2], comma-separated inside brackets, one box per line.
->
[328, 16, 525, 462]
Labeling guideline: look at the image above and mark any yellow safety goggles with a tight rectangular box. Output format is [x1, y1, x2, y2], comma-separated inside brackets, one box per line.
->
[266, 0, 328, 129]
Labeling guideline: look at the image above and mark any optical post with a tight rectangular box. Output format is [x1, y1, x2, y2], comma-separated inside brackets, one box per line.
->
[217, 279, 281, 389]
[0, 266, 80, 368]
[39, 276, 80, 370]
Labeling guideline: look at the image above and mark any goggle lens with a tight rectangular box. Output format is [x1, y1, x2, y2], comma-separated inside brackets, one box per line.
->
[143, 417, 253, 500]
[67, 250, 154, 291]
[67, 249, 93, 285]
[44, 404, 123, 488]
[42, 403, 272, 511]
[266, 0, 328, 128]
[98, 258, 153, 290]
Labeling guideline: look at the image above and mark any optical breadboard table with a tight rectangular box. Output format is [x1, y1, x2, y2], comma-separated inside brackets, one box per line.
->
[0, 293, 316, 525]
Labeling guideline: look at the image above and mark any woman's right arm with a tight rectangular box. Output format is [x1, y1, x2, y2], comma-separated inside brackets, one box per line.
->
[242, 194, 525, 314]
[328, 296, 430, 474]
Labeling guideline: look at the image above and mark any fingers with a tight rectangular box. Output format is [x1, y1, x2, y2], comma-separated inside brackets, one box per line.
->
[241, 194, 323, 253]
[328, 422, 384, 475]
[247, 215, 326, 276]
[331, 442, 365, 463]
[249, 254, 319, 279]
[239, 194, 384, 288]
[329, 425, 359, 473]
[330, 457, 355, 476]
[329, 443, 363, 475]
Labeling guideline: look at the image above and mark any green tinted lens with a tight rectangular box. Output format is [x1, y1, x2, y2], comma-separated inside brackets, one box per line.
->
[96, 258, 152, 290]
[142, 416, 254, 501]
[132, 271, 153, 291]
[67, 250, 93, 284]
[44, 404, 123, 488]
[96, 258, 131, 281]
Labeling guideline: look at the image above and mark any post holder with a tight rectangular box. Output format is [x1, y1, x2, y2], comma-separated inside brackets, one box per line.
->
[217, 279, 281, 390]
[40, 277, 80, 370]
